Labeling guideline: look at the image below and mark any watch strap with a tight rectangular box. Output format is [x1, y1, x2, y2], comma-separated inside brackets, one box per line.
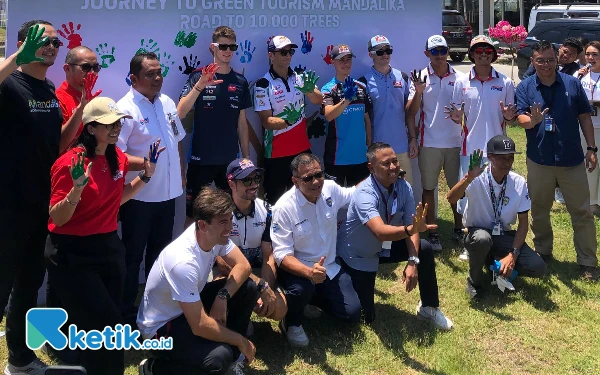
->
[138, 171, 151, 183]
[587, 146, 598, 153]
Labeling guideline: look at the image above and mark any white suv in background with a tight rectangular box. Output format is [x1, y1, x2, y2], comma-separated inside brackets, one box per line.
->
[528, 3, 600, 31]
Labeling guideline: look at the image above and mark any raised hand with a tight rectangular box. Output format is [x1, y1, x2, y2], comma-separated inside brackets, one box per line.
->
[322, 45, 334, 65]
[444, 102, 464, 123]
[295, 70, 319, 93]
[500, 101, 517, 121]
[300, 30, 314, 54]
[144, 139, 166, 178]
[83, 73, 102, 103]
[467, 149, 485, 179]
[523, 102, 549, 126]
[194, 63, 224, 91]
[342, 76, 358, 101]
[411, 69, 427, 94]
[276, 103, 304, 125]
[310, 257, 326, 284]
[410, 202, 437, 234]
[16, 24, 47, 66]
[69, 152, 92, 188]
[57, 22, 82, 49]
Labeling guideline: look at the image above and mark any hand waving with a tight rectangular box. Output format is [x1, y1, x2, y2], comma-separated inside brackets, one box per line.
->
[16, 25, 48, 66]
[444, 102, 465, 123]
[411, 69, 427, 94]
[194, 63, 224, 91]
[276, 103, 304, 125]
[500, 101, 517, 121]
[83, 73, 102, 103]
[467, 149, 485, 180]
[295, 70, 319, 93]
[143, 139, 166, 178]
[410, 202, 437, 234]
[523, 102, 549, 126]
[69, 152, 92, 188]
[342, 76, 358, 101]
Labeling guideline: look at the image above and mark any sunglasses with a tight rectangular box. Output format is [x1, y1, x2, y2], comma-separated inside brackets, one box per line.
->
[275, 49, 296, 56]
[474, 47, 495, 55]
[43, 37, 62, 48]
[70, 63, 102, 73]
[238, 174, 261, 187]
[375, 48, 393, 56]
[429, 47, 449, 56]
[297, 171, 324, 183]
[215, 43, 238, 51]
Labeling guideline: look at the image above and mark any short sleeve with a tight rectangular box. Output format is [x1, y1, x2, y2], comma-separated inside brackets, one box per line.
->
[364, 87, 373, 113]
[262, 203, 273, 243]
[241, 78, 252, 110]
[58, 98, 70, 125]
[218, 239, 235, 257]
[408, 79, 416, 101]
[116, 116, 134, 152]
[165, 262, 201, 303]
[403, 76, 410, 105]
[254, 78, 271, 112]
[355, 189, 381, 225]
[517, 179, 531, 213]
[270, 206, 294, 265]
[333, 182, 355, 209]
[575, 79, 593, 115]
[515, 81, 531, 115]
[452, 78, 464, 106]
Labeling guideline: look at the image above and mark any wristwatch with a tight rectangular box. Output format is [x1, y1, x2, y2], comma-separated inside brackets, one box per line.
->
[510, 247, 521, 258]
[587, 146, 598, 153]
[217, 288, 231, 301]
[407, 256, 420, 265]
[138, 171, 151, 183]
[257, 278, 269, 293]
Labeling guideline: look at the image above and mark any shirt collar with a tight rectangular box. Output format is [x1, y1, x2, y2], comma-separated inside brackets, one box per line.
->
[427, 63, 455, 78]
[61, 80, 82, 99]
[469, 66, 500, 81]
[371, 174, 395, 197]
[294, 186, 322, 207]
[370, 65, 392, 79]
[233, 201, 256, 219]
[269, 65, 295, 81]
[534, 71, 563, 88]
[130, 87, 159, 104]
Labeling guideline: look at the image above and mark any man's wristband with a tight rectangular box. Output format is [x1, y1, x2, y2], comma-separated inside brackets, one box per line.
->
[404, 225, 412, 237]
[587, 146, 598, 153]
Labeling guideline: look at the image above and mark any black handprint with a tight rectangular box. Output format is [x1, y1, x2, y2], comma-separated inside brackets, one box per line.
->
[178, 54, 201, 75]
[294, 64, 307, 74]
[308, 117, 326, 139]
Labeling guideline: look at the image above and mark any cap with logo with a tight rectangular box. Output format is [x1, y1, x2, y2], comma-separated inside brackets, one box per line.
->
[425, 35, 448, 50]
[82, 97, 132, 125]
[468, 35, 498, 63]
[268, 36, 299, 52]
[486, 135, 521, 155]
[226, 158, 264, 180]
[368, 35, 391, 51]
[330, 44, 356, 60]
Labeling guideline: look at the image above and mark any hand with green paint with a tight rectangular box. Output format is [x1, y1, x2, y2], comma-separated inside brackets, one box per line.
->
[16, 24, 48, 66]
[467, 149, 484, 180]
[69, 152, 92, 189]
[277, 103, 305, 125]
[295, 70, 319, 94]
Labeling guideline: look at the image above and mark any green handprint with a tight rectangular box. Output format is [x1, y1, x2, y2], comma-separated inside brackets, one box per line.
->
[70, 152, 91, 187]
[159, 52, 175, 77]
[276, 103, 305, 125]
[136, 38, 160, 55]
[16, 24, 48, 66]
[96, 43, 116, 68]
[295, 70, 319, 94]
[174, 30, 197, 48]
[469, 149, 483, 171]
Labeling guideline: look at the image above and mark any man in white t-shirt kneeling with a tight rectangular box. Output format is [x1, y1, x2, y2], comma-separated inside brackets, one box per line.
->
[137, 187, 258, 375]
[447, 135, 546, 299]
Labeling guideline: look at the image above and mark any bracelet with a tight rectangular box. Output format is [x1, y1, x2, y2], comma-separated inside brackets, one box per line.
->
[138, 171, 151, 183]
[404, 225, 412, 237]
[193, 85, 203, 93]
[66, 196, 80, 205]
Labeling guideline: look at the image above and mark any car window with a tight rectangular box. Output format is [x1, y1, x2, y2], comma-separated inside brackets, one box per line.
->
[443, 14, 466, 26]
[568, 28, 600, 42]
[536, 12, 564, 22]
[534, 27, 569, 43]
[567, 12, 599, 18]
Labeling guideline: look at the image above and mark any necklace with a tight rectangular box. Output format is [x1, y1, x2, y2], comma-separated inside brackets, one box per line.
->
[98, 157, 108, 173]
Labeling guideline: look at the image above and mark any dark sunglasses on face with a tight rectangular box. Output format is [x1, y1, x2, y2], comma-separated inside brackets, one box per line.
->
[430, 47, 449, 56]
[276, 49, 296, 56]
[474, 47, 494, 55]
[375, 48, 393, 56]
[70, 63, 102, 73]
[216, 43, 238, 51]
[43, 37, 62, 48]
[238, 174, 262, 187]
[298, 171, 324, 183]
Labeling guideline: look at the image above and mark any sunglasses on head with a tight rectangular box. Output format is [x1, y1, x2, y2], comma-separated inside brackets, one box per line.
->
[70, 62, 102, 73]
[474, 47, 495, 55]
[215, 43, 238, 51]
[429, 47, 449, 56]
[298, 171, 324, 183]
[43, 37, 62, 48]
[275, 48, 296, 56]
[238, 174, 261, 187]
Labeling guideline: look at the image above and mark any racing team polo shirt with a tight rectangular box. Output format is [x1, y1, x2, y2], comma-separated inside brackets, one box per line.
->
[409, 63, 463, 148]
[359, 66, 410, 154]
[271, 180, 354, 279]
[254, 66, 311, 159]
[117, 88, 186, 202]
[516, 72, 592, 167]
[229, 198, 272, 267]
[55, 80, 83, 149]
[452, 67, 515, 156]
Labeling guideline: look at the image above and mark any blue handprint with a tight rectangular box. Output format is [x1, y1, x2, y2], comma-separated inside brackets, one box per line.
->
[236, 40, 256, 64]
[300, 30, 314, 54]
[125, 70, 131, 86]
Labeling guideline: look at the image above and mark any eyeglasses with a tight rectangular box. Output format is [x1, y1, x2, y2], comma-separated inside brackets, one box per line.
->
[429, 47, 449, 56]
[238, 174, 262, 187]
[214, 43, 238, 51]
[69, 63, 102, 73]
[375, 48, 393, 56]
[474, 47, 495, 55]
[43, 37, 62, 48]
[275, 49, 296, 56]
[297, 171, 324, 183]
[102, 122, 123, 131]
[534, 58, 556, 65]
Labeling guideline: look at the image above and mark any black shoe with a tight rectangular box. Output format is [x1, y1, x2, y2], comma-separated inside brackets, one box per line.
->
[536, 252, 553, 264]
[580, 265, 600, 281]
[42, 343, 81, 365]
[465, 277, 483, 300]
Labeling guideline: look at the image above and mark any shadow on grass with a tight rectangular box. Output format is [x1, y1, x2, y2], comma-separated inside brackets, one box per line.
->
[546, 258, 587, 296]
[430, 217, 465, 274]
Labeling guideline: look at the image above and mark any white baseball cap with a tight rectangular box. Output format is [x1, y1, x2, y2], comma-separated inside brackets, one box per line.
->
[426, 35, 448, 50]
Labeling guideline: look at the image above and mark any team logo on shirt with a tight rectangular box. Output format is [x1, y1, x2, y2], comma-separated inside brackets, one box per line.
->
[392, 80, 403, 88]
[228, 84, 240, 93]
[491, 86, 504, 91]
[28, 99, 59, 113]
[503, 196, 510, 206]
[272, 222, 280, 233]
[325, 197, 333, 207]
[140, 117, 150, 125]
[113, 170, 124, 181]
[253, 221, 266, 227]
[229, 229, 240, 236]
[273, 88, 284, 96]
[448, 81, 455, 86]
[259, 99, 265, 106]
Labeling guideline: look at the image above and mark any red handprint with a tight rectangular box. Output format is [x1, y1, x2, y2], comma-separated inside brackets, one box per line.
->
[83, 73, 102, 102]
[322, 45, 334, 65]
[58, 22, 82, 49]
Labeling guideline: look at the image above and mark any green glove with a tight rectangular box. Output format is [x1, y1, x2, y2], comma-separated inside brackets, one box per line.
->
[295, 70, 319, 93]
[468, 149, 483, 171]
[70, 152, 91, 188]
[276, 103, 305, 125]
[16, 24, 48, 66]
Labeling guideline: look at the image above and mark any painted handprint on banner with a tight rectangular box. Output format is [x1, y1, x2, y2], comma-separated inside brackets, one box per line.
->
[136, 38, 160, 55]
[236, 40, 256, 64]
[125, 70, 132, 86]
[308, 116, 326, 139]
[174, 30, 198, 48]
[57, 22, 82, 49]
[179, 54, 201, 75]
[322, 45, 334, 65]
[294, 64, 306, 74]
[300, 31, 314, 54]
[96, 43, 116, 69]
[159, 52, 175, 77]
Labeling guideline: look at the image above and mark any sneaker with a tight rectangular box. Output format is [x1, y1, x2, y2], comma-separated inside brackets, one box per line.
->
[592, 205, 600, 218]
[415, 301, 453, 331]
[4, 358, 46, 375]
[138, 358, 154, 375]
[458, 248, 469, 261]
[555, 188, 565, 204]
[580, 265, 600, 281]
[536, 252, 553, 264]
[428, 233, 442, 251]
[279, 319, 309, 347]
[452, 228, 465, 244]
[303, 304, 322, 319]
[0, 331, 4, 338]
[227, 361, 246, 375]
[246, 321, 254, 337]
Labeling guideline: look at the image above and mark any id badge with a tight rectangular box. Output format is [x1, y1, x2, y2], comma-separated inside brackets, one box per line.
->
[591, 101, 599, 117]
[544, 114, 554, 132]
[492, 221, 503, 236]
[168, 113, 179, 136]
[382, 241, 392, 250]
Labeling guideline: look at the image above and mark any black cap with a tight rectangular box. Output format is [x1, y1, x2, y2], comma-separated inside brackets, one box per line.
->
[330, 44, 356, 60]
[226, 158, 264, 180]
[486, 135, 521, 155]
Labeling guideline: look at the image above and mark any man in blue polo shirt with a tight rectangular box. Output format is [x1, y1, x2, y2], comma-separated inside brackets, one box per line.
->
[516, 40, 599, 281]
[358, 35, 418, 185]
[336, 142, 453, 329]
[322, 44, 372, 186]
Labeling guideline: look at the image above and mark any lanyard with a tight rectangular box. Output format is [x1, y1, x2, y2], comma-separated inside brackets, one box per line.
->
[487, 168, 507, 222]
[372, 176, 398, 223]
[589, 72, 599, 101]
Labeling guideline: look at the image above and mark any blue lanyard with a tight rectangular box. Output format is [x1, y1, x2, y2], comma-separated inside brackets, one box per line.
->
[372, 176, 398, 223]
[487, 168, 507, 222]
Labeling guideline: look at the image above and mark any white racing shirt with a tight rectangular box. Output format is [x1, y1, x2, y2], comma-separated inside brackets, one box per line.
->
[229, 198, 272, 267]
[117, 88, 186, 202]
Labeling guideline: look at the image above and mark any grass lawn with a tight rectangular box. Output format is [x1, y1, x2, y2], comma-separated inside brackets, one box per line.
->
[1, 126, 600, 374]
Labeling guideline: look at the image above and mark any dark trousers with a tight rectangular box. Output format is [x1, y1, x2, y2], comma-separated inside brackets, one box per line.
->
[0, 206, 48, 366]
[325, 162, 369, 187]
[263, 149, 311, 205]
[277, 267, 361, 328]
[151, 278, 259, 375]
[341, 239, 439, 322]
[47, 231, 126, 375]
[120, 198, 176, 317]
[186, 164, 229, 217]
